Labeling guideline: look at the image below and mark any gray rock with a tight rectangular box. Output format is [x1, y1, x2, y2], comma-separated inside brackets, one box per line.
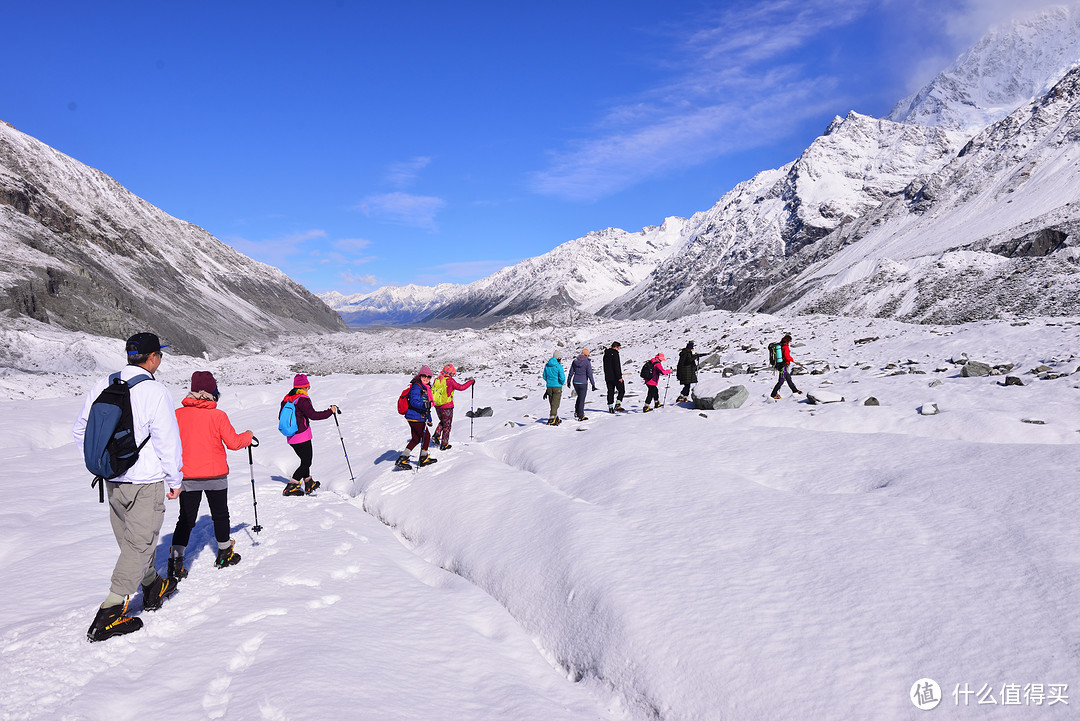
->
[1003, 376, 1024, 386]
[863, 397, 880, 406]
[1021, 418, 1046, 425]
[960, 361, 992, 377]
[712, 385, 749, 410]
[919, 403, 940, 416]
[929, 379, 943, 387]
[1032, 365, 1052, 373]
[467, 407, 493, 418]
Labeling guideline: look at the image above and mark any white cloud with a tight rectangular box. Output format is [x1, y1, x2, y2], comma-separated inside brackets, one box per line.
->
[339, 271, 379, 288]
[385, 156, 432, 189]
[530, 0, 876, 201]
[357, 192, 446, 231]
[225, 229, 327, 268]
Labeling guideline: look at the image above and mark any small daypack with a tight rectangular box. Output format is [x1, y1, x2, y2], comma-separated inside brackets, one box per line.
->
[397, 387, 411, 415]
[768, 342, 784, 368]
[640, 360, 654, 382]
[432, 376, 450, 407]
[83, 372, 151, 502]
[278, 400, 300, 437]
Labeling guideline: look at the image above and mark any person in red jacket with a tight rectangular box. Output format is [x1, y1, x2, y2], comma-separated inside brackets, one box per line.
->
[432, 364, 475, 451]
[169, 371, 253, 579]
[770, 334, 804, 399]
[280, 374, 339, 496]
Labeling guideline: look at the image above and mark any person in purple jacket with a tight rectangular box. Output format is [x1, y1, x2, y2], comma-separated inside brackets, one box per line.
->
[280, 374, 338, 496]
[567, 348, 598, 421]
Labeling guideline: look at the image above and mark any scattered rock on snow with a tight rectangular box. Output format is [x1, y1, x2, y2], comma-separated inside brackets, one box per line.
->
[467, 407, 493, 418]
[929, 379, 943, 387]
[1021, 418, 1046, 425]
[960, 361, 992, 377]
[919, 403, 940, 416]
[693, 384, 748, 410]
[1003, 376, 1024, 386]
[806, 391, 845, 405]
[863, 397, 880, 406]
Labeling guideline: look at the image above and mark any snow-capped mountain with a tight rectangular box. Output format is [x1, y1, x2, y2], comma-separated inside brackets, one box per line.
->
[324, 220, 688, 325]
[756, 64, 1080, 322]
[0, 121, 347, 356]
[326, 5, 1080, 328]
[320, 284, 463, 326]
[887, 4, 1080, 132]
[601, 113, 966, 319]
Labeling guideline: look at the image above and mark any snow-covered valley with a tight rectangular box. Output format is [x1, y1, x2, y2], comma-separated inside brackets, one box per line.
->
[2, 311, 1078, 720]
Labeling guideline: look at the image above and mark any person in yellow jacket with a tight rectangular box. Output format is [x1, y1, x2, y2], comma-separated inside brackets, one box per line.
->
[432, 364, 475, 450]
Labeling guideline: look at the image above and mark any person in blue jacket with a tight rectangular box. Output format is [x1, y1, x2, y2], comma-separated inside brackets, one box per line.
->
[396, 365, 437, 470]
[567, 348, 598, 421]
[542, 352, 566, 426]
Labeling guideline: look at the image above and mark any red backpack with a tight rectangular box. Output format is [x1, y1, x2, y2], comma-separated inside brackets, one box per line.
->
[397, 386, 411, 415]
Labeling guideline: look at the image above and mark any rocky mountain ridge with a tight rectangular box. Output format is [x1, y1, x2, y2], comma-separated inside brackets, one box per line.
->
[0, 120, 347, 356]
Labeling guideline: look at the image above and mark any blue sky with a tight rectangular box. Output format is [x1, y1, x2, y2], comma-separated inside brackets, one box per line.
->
[2, 0, 1060, 294]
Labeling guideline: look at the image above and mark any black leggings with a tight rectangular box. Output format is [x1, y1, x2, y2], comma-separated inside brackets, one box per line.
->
[290, 440, 313, 481]
[172, 488, 231, 546]
[772, 366, 799, 395]
[645, 385, 660, 406]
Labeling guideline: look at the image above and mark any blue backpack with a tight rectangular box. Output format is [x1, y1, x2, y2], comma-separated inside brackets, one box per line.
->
[278, 400, 299, 437]
[83, 372, 151, 502]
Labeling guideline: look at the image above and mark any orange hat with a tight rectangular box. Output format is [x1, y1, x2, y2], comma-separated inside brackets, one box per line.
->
[442, 364, 456, 376]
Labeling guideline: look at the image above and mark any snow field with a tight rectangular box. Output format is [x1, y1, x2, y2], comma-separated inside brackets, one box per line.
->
[2, 310, 1079, 720]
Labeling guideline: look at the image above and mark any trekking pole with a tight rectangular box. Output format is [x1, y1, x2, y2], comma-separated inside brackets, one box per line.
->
[333, 408, 356, 483]
[470, 384, 475, 440]
[663, 372, 671, 408]
[248, 436, 262, 534]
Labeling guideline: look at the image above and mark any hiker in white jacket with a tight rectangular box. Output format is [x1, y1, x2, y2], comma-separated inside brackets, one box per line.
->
[73, 332, 183, 642]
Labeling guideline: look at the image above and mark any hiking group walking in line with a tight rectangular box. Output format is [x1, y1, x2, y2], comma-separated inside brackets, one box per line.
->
[75, 330, 801, 642]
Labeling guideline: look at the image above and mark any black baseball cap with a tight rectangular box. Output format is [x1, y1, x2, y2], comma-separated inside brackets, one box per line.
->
[126, 332, 170, 356]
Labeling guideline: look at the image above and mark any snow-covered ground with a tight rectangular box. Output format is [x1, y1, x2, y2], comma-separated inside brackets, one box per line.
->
[2, 310, 1079, 720]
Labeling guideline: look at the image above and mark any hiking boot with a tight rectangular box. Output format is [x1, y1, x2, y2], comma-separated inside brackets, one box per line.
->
[304, 477, 320, 494]
[439, 443, 452, 451]
[577, 415, 588, 421]
[794, 389, 804, 395]
[677, 395, 688, 403]
[215, 539, 241, 568]
[395, 454, 412, 470]
[642, 405, 652, 413]
[87, 599, 143, 642]
[418, 453, 438, 467]
[608, 406, 615, 414]
[282, 482, 304, 496]
[167, 556, 188, 582]
[141, 575, 177, 612]
[770, 393, 781, 400]
[614, 404, 625, 412]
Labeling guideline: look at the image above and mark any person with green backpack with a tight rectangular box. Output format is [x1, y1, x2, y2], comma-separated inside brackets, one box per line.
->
[432, 364, 475, 450]
[769, 334, 804, 400]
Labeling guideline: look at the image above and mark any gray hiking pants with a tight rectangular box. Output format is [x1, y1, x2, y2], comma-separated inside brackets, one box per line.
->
[546, 386, 562, 419]
[106, 481, 166, 596]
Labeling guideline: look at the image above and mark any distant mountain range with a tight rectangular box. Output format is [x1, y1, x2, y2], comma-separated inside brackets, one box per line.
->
[324, 4, 1080, 326]
[0, 121, 346, 356]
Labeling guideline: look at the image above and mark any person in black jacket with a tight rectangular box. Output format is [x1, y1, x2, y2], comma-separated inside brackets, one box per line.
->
[676, 341, 704, 402]
[602, 342, 626, 413]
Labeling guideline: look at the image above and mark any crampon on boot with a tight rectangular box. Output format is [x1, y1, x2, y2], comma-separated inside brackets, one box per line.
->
[87, 598, 143, 642]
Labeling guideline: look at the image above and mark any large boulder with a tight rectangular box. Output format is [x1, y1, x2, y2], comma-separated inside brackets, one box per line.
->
[806, 390, 845, 404]
[692, 382, 749, 410]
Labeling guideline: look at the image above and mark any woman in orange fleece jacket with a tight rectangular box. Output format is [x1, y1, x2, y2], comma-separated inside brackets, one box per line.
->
[169, 371, 253, 580]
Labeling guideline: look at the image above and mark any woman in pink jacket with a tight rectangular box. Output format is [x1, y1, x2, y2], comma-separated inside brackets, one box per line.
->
[169, 371, 253, 580]
[280, 374, 338, 497]
[642, 353, 672, 412]
[432, 364, 475, 450]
